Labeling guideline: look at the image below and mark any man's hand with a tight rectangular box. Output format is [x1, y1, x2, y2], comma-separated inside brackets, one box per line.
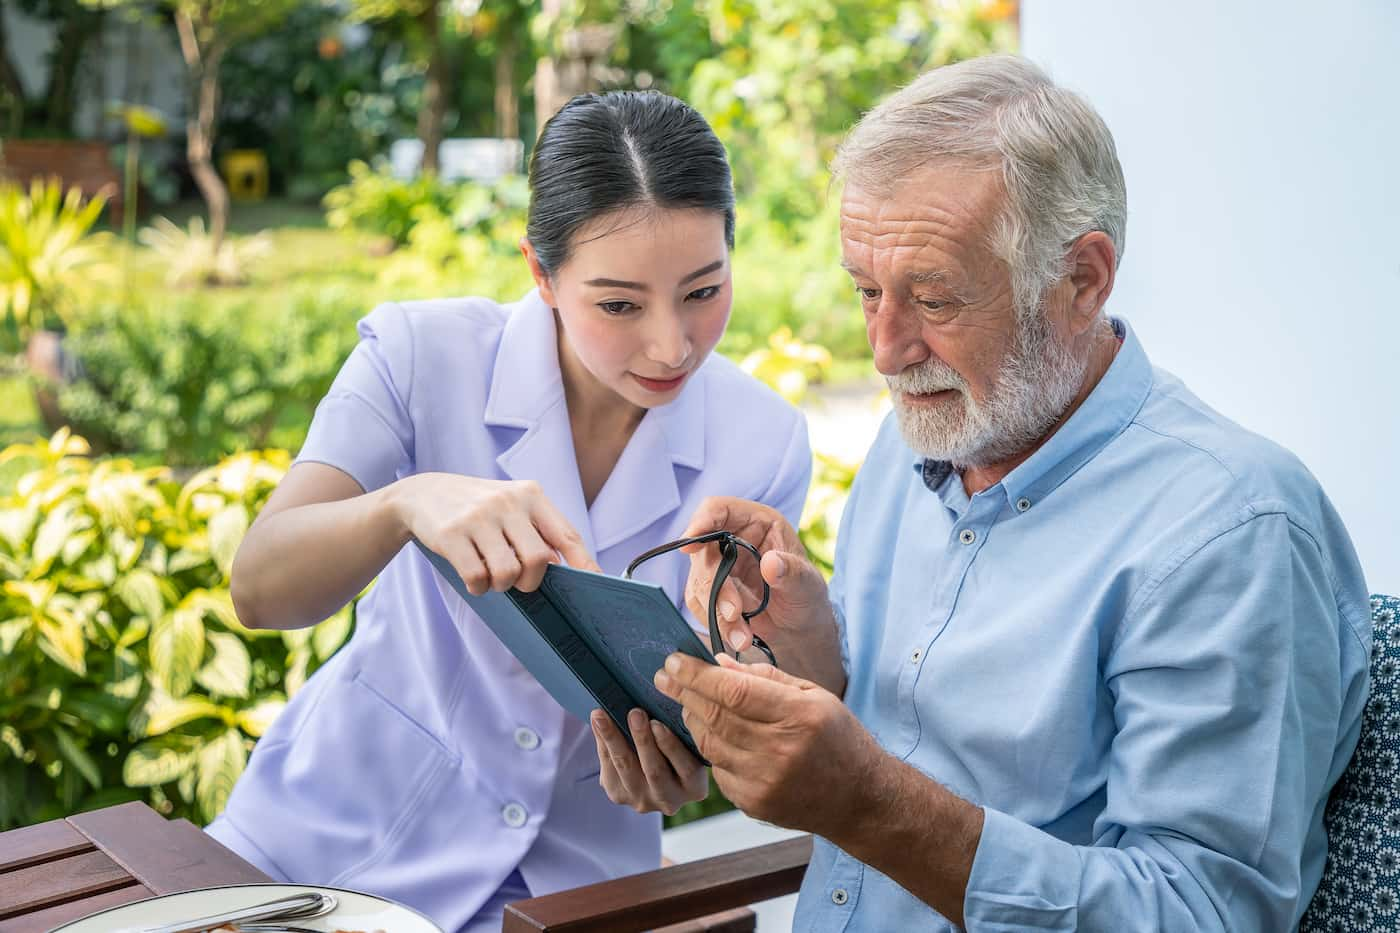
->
[654, 653, 883, 838]
[682, 497, 845, 694]
[656, 652, 984, 926]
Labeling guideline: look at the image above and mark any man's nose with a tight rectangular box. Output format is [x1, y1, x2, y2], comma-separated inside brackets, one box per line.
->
[868, 301, 929, 376]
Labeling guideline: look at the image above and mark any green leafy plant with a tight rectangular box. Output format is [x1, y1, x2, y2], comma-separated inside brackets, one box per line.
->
[0, 179, 112, 351]
[0, 432, 352, 828]
[53, 292, 361, 466]
[137, 216, 273, 287]
[322, 158, 460, 248]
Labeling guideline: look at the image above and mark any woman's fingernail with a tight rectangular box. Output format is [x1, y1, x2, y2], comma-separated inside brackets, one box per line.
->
[718, 600, 736, 621]
[729, 629, 749, 653]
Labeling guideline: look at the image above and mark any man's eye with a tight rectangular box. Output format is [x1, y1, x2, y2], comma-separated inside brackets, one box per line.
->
[919, 299, 950, 312]
[599, 301, 635, 315]
[856, 286, 880, 301]
[687, 285, 721, 301]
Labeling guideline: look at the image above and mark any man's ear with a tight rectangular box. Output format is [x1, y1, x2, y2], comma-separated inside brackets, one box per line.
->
[520, 238, 559, 307]
[1064, 231, 1117, 333]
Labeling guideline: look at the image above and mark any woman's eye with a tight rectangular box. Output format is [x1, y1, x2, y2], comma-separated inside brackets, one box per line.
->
[599, 301, 635, 315]
[687, 285, 721, 302]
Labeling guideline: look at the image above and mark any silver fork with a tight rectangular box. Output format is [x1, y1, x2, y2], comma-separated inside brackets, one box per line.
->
[140, 891, 337, 933]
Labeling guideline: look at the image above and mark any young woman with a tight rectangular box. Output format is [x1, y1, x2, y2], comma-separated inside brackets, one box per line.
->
[205, 91, 811, 933]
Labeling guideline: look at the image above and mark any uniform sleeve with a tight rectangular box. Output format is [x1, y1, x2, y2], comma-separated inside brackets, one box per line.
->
[757, 411, 813, 531]
[295, 303, 415, 493]
[962, 510, 1369, 932]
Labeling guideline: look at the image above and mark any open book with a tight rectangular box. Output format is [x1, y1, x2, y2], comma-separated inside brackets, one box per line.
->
[417, 542, 715, 762]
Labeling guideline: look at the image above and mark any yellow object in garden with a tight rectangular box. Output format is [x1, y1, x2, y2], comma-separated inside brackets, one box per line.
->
[221, 149, 268, 201]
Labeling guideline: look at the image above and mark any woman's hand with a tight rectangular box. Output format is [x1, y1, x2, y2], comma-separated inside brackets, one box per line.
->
[390, 473, 598, 593]
[590, 709, 708, 816]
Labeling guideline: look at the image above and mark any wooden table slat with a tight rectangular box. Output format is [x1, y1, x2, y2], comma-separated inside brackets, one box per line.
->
[67, 802, 268, 895]
[0, 850, 136, 920]
[0, 819, 93, 874]
[0, 880, 154, 933]
[503, 835, 812, 932]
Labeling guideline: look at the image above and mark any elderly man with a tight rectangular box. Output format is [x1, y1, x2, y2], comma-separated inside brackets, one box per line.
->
[589, 55, 1371, 931]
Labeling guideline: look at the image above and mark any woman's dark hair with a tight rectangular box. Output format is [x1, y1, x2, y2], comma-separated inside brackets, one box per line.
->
[526, 91, 735, 275]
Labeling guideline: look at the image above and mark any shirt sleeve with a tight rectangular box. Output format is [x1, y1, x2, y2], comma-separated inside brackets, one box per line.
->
[962, 509, 1369, 932]
[295, 303, 416, 493]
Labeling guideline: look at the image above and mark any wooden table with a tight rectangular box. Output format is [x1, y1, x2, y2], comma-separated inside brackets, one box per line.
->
[0, 801, 270, 933]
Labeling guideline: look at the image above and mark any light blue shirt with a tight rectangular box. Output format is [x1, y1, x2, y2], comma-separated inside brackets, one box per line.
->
[793, 319, 1370, 932]
[207, 292, 811, 933]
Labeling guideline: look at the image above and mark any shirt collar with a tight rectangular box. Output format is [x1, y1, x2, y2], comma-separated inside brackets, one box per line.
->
[916, 316, 1153, 511]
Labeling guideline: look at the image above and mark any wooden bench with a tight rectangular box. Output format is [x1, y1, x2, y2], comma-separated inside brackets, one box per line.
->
[0, 139, 122, 222]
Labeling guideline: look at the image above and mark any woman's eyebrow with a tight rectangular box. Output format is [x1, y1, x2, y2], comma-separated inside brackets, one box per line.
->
[679, 259, 725, 285]
[584, 259, 726, 291]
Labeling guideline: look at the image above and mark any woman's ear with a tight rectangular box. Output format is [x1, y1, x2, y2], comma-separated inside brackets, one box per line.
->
[520, 238, 559, 307]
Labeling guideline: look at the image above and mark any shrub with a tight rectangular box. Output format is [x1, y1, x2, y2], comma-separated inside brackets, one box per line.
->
[53, 291, 361, 466]
[0, 432, 351, 829]
[322, 159, 461, 247]
[0, 179, 112, 352]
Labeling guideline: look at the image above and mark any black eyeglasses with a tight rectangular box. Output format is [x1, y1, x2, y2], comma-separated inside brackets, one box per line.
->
[624, 530, 776, 667]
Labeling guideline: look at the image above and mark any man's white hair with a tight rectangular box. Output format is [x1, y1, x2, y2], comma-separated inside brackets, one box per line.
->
[832, 54, 1127, 318]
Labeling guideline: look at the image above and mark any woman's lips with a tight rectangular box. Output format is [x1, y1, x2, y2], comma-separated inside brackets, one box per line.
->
[631, 371, 688, 393]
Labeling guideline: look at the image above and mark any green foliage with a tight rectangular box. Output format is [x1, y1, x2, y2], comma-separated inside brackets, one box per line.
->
[52, 293, 361, 466]
[137, 216, 274, 287]
[0, 179, 112, 351]
[323, 159, 461, 246]
[0, 433, 351, 828]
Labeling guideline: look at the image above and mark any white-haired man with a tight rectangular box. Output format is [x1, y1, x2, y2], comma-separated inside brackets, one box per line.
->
[590, 55, 1370, 931]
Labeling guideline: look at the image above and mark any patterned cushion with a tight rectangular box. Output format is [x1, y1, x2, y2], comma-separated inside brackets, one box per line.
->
[1300, 594, 1400, 932]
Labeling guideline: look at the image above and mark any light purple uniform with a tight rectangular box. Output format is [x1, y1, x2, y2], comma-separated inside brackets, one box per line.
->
[207, 291, 811, 932]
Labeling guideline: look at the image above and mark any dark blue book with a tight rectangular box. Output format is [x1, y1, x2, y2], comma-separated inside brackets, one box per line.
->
[417, 542, 715, 763]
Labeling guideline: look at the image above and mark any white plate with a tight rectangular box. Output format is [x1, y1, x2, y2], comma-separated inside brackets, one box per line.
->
[52, 882, 444, 933]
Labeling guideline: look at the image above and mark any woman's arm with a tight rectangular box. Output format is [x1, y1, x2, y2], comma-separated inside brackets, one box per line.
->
[230, 462, 597, 631]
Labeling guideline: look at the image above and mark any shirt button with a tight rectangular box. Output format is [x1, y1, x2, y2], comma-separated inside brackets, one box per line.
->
[502, 802, 528, 828]
[1016, 497, 1032, 512]
[514, 727, 541, 750]
[959, 528, 977, 545]
[910, 648, 923, 663]
[831, 887, 850, 905]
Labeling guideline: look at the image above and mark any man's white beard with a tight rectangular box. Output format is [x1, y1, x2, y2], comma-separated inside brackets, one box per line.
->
[887, 311, 1090, 468]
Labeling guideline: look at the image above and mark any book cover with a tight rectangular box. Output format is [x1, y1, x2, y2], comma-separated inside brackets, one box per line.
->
[416, 542, 714, 762]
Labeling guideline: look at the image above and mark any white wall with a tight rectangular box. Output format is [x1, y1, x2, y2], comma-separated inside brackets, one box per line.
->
[1021, 0, 1400, 592]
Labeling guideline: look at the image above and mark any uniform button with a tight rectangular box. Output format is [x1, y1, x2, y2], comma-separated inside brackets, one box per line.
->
[959, 528, 977, 545]
[831, 887, 850, 905]
[514, 727, 541, 750]
[502, 802, 528, 828]
[910, 648, 923, 663]
[1016, 497, 1032, 512]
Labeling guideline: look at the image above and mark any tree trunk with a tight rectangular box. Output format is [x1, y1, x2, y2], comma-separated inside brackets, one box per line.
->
[42, 9, 103, 136]
[494, 34, 518, 141]
[416, 2, 447, 176]
[0, 11, 27, 135]
[175, 11, 230, 258]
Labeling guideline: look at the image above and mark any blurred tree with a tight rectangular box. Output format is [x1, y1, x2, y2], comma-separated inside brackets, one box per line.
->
[347, 0, 535, 173]
[83, 0, 300, 255]
[0, 0, 106, 137]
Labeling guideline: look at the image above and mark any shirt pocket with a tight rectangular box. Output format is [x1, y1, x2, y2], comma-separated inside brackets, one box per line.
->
[231, 669, 458, 887]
